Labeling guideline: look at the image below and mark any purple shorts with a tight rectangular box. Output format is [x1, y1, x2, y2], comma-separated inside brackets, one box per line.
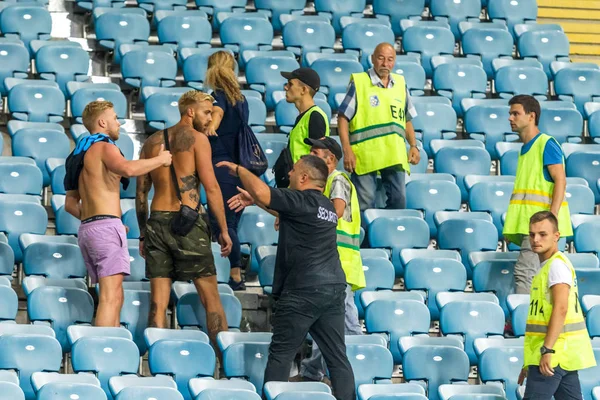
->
[77, 217, 130, 284]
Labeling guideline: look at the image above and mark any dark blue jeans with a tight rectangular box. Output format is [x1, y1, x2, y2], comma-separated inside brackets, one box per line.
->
[524, 365, 583, 400]
[351, 165, 406, 211]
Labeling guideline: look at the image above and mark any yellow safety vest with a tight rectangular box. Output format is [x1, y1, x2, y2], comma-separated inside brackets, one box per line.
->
[348, 72, 409, 176]
[524, 251, 596, 370]
[324, 170, 366, 290]
[503, 133, 572, 244]
[288, 105, 330, 163]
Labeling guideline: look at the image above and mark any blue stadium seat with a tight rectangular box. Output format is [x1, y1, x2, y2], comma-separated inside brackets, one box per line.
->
[573, 215, 600, 254]
[404, 258, 466, 320]
[255, 0, 307, 32]
[488, 0, 537, 36]
[517, 29, 570, 79]
[382, 56, 427, 96]
[119, 290, 151, 355]
[585, 102, 600, 144]
[496, 142, 522, 176]
[94, 8, 150, 64]
[195, 0, 246, 28]
[494, 61, 549, 100]
[7, 81, 65, 122]
[51, 195, 80, 236]
[362, 209, 423, 227]
[143, 87, 189, 130]
[37, 383, 107, 400]
[22, 277, 87, 297]
[365, 299, 431, 363]
[182, 48, 236, 90]
[554, 68, 600, 115]
[551, 61, 600, 81]
[472, 259, 515, 317]
[12, 129, 70, 186]
[311, 58, 364, 110]
[0, 4, 52, 55]
[460, 24, 513, 79]
[137, 0, 187, 14]
[177, 292, 242, 331]
[410, 97, 457, 157]
[282, 19, 335, 64]
[405, 179, 461, 238]
[507, 294, 529, 337]
[156, 11, 211, 52]
[359, 290, 425, 313]
[237, 206, 278, 273]
[264, 382, 331, 400]
[258, 254, 275, 294]
[566, 182, 596, 215]
[0, 199, 47, 263]
[433, 143, 492, 202]
[354, 257, 396, 318]
[69, 83, 128, 124]
[0, 40, 28, 96]
[0, 283, 17, 322]
[341, 21, 395, 69]
[400, 248, 461, 269]
[245, 55, 299, 110]
[222, 340, 270, 393]
[0, 382, 25, 400]
[432, 59, 487, 117]
[0, 163, 42, 196]
[438, 384, 506, 400]
[372, 0, 424, 37]
[403, 345, 470, 400]
[577, 348, 600, 400]
[220, 15, 274, 64]
[35, 45, 90, 96]
[346, 343, 393, 389]
[401, 23, 455, 78]
[19, 234, 86, 279]
[0, 336, 60, 398]
[7, 121, 64, 138]
[116, 387, 183, 400]
[189, 378, 257, 399]
[121, 48, 177, 89]
[108, 375, 178, 400]
[368, 217, 430, 277]
[247, 95, 267, 133]
[568, 254, 599, 271]
[566, 151, 600, 203]
[31, 372, 101, 395]
[430, 0, 481, 39]
[478, 345, 523, 400]
[462, 99, 514, 160]
[0, 237, 14, 277]
[468, 180, 514, 235]
[358, 383, 425, 400]
[305, 52, 360, 68]
[314, 0, 367, 34]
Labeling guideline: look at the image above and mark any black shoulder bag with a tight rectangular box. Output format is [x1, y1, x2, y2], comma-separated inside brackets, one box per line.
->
[163, 129, 201, 237]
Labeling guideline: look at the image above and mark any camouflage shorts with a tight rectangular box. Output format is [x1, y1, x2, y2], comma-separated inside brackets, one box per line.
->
[145, 211, 216, 281]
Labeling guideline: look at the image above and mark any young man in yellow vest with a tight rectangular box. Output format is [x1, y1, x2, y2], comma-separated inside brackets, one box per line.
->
[291, 136, 366, 383]
[281, 67, 330, 162]
[503, 95, 572, 295]
[337, 42, 420, 211]
[518, 211, 595, 400]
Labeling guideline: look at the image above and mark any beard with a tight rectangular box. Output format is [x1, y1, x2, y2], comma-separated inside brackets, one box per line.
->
[193, 120, 207, 133]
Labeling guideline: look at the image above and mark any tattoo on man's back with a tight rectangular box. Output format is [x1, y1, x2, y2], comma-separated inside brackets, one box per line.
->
[180, 173, 199, 192]
[171, 131, 196, 153]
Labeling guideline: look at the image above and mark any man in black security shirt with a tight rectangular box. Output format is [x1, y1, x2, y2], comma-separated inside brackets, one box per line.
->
[217, 155, 355, 400]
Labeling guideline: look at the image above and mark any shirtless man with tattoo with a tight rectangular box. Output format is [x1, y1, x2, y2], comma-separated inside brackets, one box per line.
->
[135, 90, 232, 349]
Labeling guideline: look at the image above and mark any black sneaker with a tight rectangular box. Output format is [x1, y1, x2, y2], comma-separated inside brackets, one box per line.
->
[228, 277, 246, 291]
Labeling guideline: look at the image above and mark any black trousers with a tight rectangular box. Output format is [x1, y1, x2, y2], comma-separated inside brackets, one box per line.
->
[263, 284, 356, 400]
[524, 365, 584, 400]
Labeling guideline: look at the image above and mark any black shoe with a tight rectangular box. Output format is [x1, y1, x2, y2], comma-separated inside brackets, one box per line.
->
[228, 277, 246, 291]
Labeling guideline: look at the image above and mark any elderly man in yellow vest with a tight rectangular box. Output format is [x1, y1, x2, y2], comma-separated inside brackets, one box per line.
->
[337, 42, 420, 211]
[503, 95, 572, 295]
[517, 211, 595, 400]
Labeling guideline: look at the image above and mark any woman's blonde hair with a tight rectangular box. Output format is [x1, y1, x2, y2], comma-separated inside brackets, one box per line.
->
[205, 51, 244, 106]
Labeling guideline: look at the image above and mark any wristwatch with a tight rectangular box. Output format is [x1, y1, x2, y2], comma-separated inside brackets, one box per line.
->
[540, 346, 555, 355]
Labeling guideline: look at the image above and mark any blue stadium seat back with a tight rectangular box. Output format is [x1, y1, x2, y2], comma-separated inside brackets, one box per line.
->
[358, 383, 425, 400]
[35, 45, 90, 96]
[588, 106, 600, 144]
[472, 260, 516, 317]
[274, 393, 335, 400]
[71, 87, 128, 123]
[576, 269, 600, 301]
[177, 292, 243, 331]
[237, 206, 279, 272]
[124, 242, 147, 282]
[404, 258, 467, 320]
[405, 180, 461, 238]
[488, 0, 538, 37]
[393, 61, 426, 96]
[566, 183, 595, 215]
[282, 19, 336, 58]
[223, 342, 270, 393]
[0, 334, 62, 400]
[500, 149, 519, 176]
[95, 11, 150, 63]
[51, 195, 81, 236]
[368, 217, 430, 277]
[121, 49, 177, 89]
[400, 248, 461, 269]
[554, 69, 600, 115]
[346, 343, 393, 390]
[478, 346, 523, 400]
[138, 0, 187, 14]
[550, 61, 600, 80]
[28, 286, 95, 352]
[220, 16, 274, 60]
[437, 219, 499, 278]
[0, 5, 52, 54]
[433, 63, 488, 117]
[12, 129, 70, 186]
[0, 285, 17, 322]
[365, 299, 431, 363]
[247, 96, 267, 132]
[22, 277, 87, 297]
[107, 374, 177, 398]
[402, 25, 455, 78]
[434, 146, 492, 202]
[429, 0, 482, 39]
[311, 58, 364, 110]
[22, 240, 86, 279]
[0, 163, 43, 196]
[144, 88, 189, 130]
[341, 22, 395, 69]
[149, 339, 215, 399]
[354, 258, 396, 319]
[182, 48, 236, 90]
[518, 30, 570, 79]
[587, 306, 600, 338]
[438, 385, 506, 400]
[439, 300, 505, 364]
[7, 121, 64, 138]
[0, 382, 25, 400]
[245, 56, 299, 109]
[567, 152, 600, 204]
[567, 253, 599, 270]
[157, 13, 212, 50]
[495, 65, 548, 100]
[189, 379, 257, 399]
[255, 0, 306, 31]
[216, 331, 273, 353]
[0, 42, 29, 96]
[411, 98, 457, 157]
[144, 327, 210, 348]
[0, 200, 48, 263]
[71, 336, 140, 399]
[462, 28, 514, 78]
[263, 381, 332, 400]
[38, 383, 107, 400]
[119, 290, 151, 355]
[577, 348, 600, 400]
[372, 0, 425, 36]
[469, 182, 514, 235]
[403, 345, 470, 400]
[362, 209, 423, 227]
[7, 83, 66, 123]
[115, 386, 183, 400]
[465, 107, 514, 161]
[258, 254, 275, 293]
[313, 0, 367, 34]
[0, 241, 14, 277]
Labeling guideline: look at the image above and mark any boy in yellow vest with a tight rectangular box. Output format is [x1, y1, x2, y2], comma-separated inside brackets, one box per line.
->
[518, 211, 595, 400]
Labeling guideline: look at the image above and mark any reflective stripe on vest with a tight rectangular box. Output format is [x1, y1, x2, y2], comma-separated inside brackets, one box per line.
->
[525, 320, 587, 334]
[510, 190, 568, 208]
[348, 72, 409, 176]
[288, 105, 330, 163]
[336, 229, 361, 251]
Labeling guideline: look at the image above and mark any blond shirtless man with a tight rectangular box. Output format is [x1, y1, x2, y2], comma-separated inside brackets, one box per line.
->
[135, 91, 232, 348]
[64, 101, 172, 327]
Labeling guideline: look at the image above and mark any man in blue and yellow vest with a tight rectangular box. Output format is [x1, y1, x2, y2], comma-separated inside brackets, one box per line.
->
[338, 42, 420, 211]
[291, 136, 366, 383]
[503, 95, 572, 295]
[518, 211, 595, 400]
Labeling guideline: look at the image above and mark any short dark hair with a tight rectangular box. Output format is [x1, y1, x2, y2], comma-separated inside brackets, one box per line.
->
[530, 211, 559, 232]
[299, 154, 329, 188]
[509, 95, 541, 126]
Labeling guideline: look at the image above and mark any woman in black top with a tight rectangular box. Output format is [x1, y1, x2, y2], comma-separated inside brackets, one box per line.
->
[205, 50, 248, 290]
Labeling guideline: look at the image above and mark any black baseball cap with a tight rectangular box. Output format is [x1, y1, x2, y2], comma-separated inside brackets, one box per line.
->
[281, 68, 321, 92]
[304, 137, 343, 161]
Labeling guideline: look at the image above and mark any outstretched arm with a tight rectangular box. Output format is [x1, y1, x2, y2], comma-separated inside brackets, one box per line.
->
[216, 162, 272, 207]
[102, 142, 172, 178]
